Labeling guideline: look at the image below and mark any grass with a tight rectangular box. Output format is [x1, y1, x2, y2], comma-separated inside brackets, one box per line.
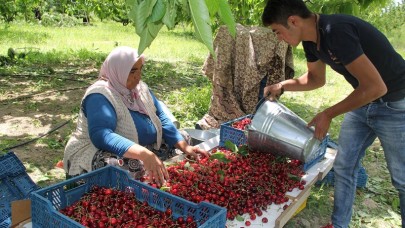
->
[0, 20, 208, 62]
[386, 23, 405, 55]
[1, 18, 404, 227]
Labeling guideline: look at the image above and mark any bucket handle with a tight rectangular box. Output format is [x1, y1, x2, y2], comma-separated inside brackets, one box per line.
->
[254, 93, 275, 115]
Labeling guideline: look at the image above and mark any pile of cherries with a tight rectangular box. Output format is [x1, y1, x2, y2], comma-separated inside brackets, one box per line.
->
[160, 146, 306, 226]
[231, 117, 252, 130]
[59, 186, 197, 228]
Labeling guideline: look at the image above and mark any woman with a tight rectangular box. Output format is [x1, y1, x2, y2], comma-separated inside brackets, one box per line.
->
[64, 46, 209, 186]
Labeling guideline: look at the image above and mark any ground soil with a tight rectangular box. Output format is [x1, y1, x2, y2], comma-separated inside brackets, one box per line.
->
[0, 64, 98, 186]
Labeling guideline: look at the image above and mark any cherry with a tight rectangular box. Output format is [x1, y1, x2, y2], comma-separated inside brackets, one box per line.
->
[104, 188, 113, 195]
[250, 214, 256, 220]
[165, 208, 172, 216]
[186, 216, 194, 224]
[177, 216, 185, 225]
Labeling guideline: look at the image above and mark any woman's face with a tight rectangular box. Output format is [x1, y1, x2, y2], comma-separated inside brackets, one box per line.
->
[126, 58, 143, 90]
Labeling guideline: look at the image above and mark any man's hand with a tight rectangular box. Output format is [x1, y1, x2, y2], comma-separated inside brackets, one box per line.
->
[307, 111, 332, 140]
[264, 82, 284, 101]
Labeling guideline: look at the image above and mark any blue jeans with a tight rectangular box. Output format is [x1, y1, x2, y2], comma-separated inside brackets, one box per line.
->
[332, 98, 405, 228]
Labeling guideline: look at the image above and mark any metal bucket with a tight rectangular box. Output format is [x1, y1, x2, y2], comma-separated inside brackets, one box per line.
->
[184, 129, 218, 146]
[247, 100, 321, 162]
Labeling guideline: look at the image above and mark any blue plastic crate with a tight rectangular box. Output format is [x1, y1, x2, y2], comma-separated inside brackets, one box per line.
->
[31, 166, 227, 228]
[219, 114, 253, 147]
[0, 151, 26, 178]
[0, 152, 39, 228]
[301, 137, 339, 171]
[357, 166, 368, 188]
[317, 166, 368, 188]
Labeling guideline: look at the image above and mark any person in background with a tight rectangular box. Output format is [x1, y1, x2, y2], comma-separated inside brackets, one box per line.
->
[196, 24, 294, 130]
[64, 46, 209, 186]
[261, 0, 405, 227]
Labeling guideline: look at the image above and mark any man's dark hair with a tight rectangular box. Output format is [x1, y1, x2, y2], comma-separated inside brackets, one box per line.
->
[262, 0, 312, 27]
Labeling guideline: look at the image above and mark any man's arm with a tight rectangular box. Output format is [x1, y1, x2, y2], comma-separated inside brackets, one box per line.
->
[264, 59, 326, 98]
[288, 60, 327, 91]
[323, 54, 387, 120]
[309, 54, 387, 139]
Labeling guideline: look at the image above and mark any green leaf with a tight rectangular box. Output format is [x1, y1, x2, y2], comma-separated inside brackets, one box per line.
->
[147, 0, 159, 15]
[179, 0, 190, 14]
[149, 21, 163, 36]
[126, 0, 137, 14]
[185, 161, 195, 171]
[205, 0, 219, 16]
[218, 0, 236, 38]
[133, 0, 152, 35]
[209, 152, 230, 163]
[126, 0, 136, 5]
[288, 173, 301, 181]
[150, 0, 166, 23]
[36, 175, 50, 183]
[218, 170, 225, 181]
[356, 210, 370, 218]
[188, 0, 215, 57]
[160, 186, 171, 191]
[275, 156, 287, 163]
[217, 170, 225, 175]
[127, 0, 139, 28]
[238, 145, 249, 157]
[224, 140, 238, 153]
[236, 215, 245, 222]
[162, 0, 177, 29]
[138, 21, 163, 54]
[392, 197, 400, 210]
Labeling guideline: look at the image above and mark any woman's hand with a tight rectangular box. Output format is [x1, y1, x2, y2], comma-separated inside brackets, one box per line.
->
[140, 150, 169, 187]
[183, 145, 210, 160]
[126, 144, 169, 187]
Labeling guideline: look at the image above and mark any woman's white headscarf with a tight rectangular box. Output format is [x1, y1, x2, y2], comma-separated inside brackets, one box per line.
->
[93, 46, 148, 114]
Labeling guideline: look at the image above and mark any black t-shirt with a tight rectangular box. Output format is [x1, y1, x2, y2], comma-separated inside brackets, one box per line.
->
[303, 14, 405, 101]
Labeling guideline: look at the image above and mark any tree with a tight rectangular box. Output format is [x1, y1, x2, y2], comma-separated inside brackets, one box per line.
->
[16, 0, 42, 21]
[0, 0, 18, 23]
[3, 0, 394, 55]
[127, 0, 395, 57]
[306, 0, 390, 15]
[126, 0, 236, 57]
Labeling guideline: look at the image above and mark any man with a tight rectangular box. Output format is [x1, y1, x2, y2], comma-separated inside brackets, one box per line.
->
[261, 0, 405, 227]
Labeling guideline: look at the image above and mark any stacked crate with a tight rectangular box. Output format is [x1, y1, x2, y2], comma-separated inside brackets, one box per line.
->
[0, 152, 39, 228]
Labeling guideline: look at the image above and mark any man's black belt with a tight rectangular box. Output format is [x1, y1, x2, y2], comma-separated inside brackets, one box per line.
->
[372, 96, 404, 103]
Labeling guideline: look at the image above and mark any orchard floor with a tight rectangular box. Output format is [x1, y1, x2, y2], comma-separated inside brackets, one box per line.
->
[0, 63, 401, 228]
